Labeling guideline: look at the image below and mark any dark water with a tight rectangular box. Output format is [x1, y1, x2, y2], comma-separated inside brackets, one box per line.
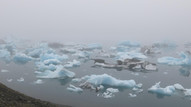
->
[0, 46, 191, 107]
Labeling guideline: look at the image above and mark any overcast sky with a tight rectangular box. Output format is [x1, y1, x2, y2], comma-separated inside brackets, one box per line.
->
[0, 0, 191, 44]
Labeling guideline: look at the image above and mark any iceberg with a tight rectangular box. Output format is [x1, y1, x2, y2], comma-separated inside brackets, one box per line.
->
[64, 60, 81, 68]
[84, 43, 102, 51]
[118, 41, 140, 47]
[129, 93, 137, 97]
[7, 79, 13, 82]
[60, 48, 77, 54]
[101, 88, 119, 99]
[116, 52, 147, 61]
[79, 74, 137, 88]
[34, 79, 44, 84]
[0, 49, 11, 62]
[36, 65, 75, 79]
[148, 82, 175, 96]
[43, 59, 61, 65]
[73, 51, 90, 59]
[17, 77, 24, 82]
[40, 53, 68, 62]
[13, 53, 32, 64]
[157, 52, 191, 66]
[67, 84, 83, 93]
[1, 69, 9, 73]
[153, 41, 177, 48]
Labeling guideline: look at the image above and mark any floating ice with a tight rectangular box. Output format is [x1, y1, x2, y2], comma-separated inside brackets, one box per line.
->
[174, 84, 185, 91]
[157, 52, 191, 66]
[84, 43, 102, 51]
[148, 82, 175, 96]
[34, 79, 44, 84]
[43, 59, 61, 65]
[1, 69, 9, 73]
[40, 53, 68, 62]
[129, 93, 137, 97]
[102, 88, 119, 99]
[153, 41, 177, 48]
[79, 74, 137, 88]
[118, 41, 140, 47]
[13, 53, 32, 64]
[116, 52, 147, 60]
[36, 65, 75, 79]
[64, 60, 81, 68]
[0, 49, 11, 62]
[67, 84, 83, 93]
[60, 48, 77, 54]
[17, 77, 24, 82]
[73, 51, 90, 59]
[7, 79, 13, 82]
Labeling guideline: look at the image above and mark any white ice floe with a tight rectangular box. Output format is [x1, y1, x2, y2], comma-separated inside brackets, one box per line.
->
[17, 77, 24, 82]
[101, 88, 119, 99]
[157, 52, 191, 66]
[116, 51, 147, 60]
[40, 53, 68, 62]
[7, 79, 13, 82]
[1, 69, 9, 73]
[13, 53, 32, 64]
[36, 65, 75, 79]
[64, 60, 81, 68]
[118, 41, 140, 47]
[73, 51, 90, 59]
[78, 74, 138, 88]
[67, 84, 83, 93]
[43, 59, 61, 65]
[129, 93, 137, 97]
[34, 79, 44, 84]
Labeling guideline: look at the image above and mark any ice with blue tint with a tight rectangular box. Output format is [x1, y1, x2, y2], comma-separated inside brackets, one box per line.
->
[0, 49, 11, 62]
[13, 53, 32, 64]
[85, 43, 102, 50]
[35, 62, 57, 71]
[26, 43, 55, 58]
[43, 59, 61, 65]
[67, 84, 83, 93]
[73, 51, 91, 59]
[79, 74, 137, 88]
[157, 52, 191, 66]
[36, 65, 75, 79]
[153, 41, 177, 48]
[64, 60, 81, 68]
[40, 53, 68, 62]
[148, 82, 175, 96]
[116, 51, 147, 60]
[118, 41, 140, 47]
[149, 82, 191, 99]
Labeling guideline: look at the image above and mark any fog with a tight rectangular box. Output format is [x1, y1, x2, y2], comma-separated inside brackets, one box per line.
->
[0, 0, 191, 44]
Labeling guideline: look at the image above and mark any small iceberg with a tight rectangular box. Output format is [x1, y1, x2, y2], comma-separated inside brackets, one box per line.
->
[84, 43, 102, 51]
[118, 41, 140, 47]
[116, 52, 147, 61]
[1, 69, 9, 73]
[13, 53, 32, 64]
[157, 52, 191, 66]
[77, 74, 138, 88]
[67, 84, 83, 93]
[64, 60, 81, 68]
[101, 88, 119, 99]
[34, 79, 44, 84]
[0, 49, 11, 62]
[17, 77, 24, 82]
[36, 65, 75, 79]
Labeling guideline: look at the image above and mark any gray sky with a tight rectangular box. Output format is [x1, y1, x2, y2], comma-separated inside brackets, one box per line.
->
[0, 0, 191, 44]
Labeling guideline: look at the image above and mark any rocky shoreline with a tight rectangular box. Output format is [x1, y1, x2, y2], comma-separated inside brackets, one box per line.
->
[0, 82, 70, 107]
